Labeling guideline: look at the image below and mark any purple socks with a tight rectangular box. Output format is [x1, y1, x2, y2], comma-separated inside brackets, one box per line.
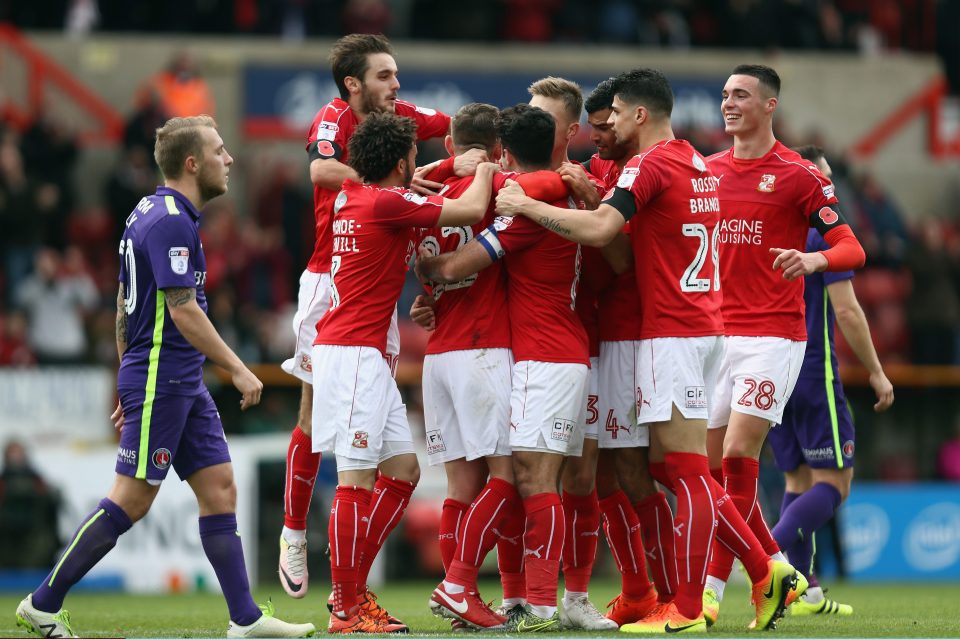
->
[199, 513, 261, 626]
[32, 498, 132, 612]
[773, 483, 842, 578]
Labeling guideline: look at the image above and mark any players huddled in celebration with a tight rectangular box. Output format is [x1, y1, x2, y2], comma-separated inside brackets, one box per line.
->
[268, 32, 884, 635]
[16, 30, 889, 639]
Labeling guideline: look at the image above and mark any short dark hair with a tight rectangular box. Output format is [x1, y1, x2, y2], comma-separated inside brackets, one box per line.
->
[612, 68, 674, 118]
[451, 103, 499, 155]
[329, 34, 394, 101]
[731, 64, 781, 97]
[496, 104, 554, 170]
[347, 112, 416, 183]
[585, 77, 617, 114]
[793, 145, 825, 164]
[154, 115, 217, 180]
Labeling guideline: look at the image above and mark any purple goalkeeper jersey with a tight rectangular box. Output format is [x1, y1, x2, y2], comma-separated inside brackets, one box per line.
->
[797, 228, 854, 380]
[117, 186, 208, 396]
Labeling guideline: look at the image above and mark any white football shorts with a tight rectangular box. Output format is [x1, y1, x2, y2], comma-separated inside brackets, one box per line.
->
[635, 336, 724, 425]
[510, 360, 589, 456]
[311, 344, 414, 469]
[422, 348, 513, 465]
[708, 336, 806, 429]
[598, 340, 649, 448]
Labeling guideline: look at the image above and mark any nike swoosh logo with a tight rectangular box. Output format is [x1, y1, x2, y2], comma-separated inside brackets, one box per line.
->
[434, 589, 468, 614]
[280, 567, 303, 593]
[518, 619, 554, 631]
[763, 581, 775, 599]
[665, 622, 701, 633]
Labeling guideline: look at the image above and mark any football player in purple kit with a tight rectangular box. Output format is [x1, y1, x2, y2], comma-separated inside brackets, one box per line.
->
[15, 116, 315, 639]
[768, 145, 894, 617]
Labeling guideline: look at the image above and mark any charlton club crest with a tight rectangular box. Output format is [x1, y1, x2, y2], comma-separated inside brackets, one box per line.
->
[152, 447, 172, 470]
[757, 174, 776, 192]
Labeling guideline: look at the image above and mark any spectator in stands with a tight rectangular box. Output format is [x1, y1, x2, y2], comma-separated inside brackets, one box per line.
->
[143, 53, 215, 119]
[502, 0, 561, 42]
[124, 86, 169, 162]
[905, 219, 960, 365]
[0, 440, 61, 569]
[106, 146, 160, 243]
[14, 248, 99, 365]
[19, 114, 79, 251]
[0, 311, 35, 366]
[855, 171, 910, 268]
[0, 129, 60, 305]
[342, 0, 392, 35]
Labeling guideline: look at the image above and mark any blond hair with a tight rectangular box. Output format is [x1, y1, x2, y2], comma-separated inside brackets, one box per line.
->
[154, 115, 217, 180]
[528, 76, 583, 123]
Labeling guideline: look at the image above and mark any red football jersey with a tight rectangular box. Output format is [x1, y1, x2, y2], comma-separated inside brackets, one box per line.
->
[573, 167, 609, 358]
[707, 140, 841, 340]
[586, 155, 643, 343]
[418, 172, 512, 355]
[315, 180, 443, 354]
[305, 98, 450, 273]
[603, 139, 723, 339]
[482, 203, 589, 365]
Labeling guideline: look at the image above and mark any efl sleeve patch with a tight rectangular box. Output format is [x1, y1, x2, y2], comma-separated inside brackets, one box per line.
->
[168, 247, 190, 275]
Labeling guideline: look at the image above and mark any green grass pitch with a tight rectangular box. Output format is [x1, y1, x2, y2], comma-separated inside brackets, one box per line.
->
[3, 580, 959, 637]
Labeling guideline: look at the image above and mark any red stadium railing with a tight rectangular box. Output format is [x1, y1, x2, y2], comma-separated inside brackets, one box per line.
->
[0, 23, 123, 145]
[851, 76, 960, 159]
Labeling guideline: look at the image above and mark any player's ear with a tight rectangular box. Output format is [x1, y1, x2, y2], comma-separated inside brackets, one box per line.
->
[345, 75, 362, 96]
[567, 121, 579, 141]
[492, 142, 503, 162]
[184, 154, 199, 175]
[765, 96, 778, 114]
[444, 135, 454, 156]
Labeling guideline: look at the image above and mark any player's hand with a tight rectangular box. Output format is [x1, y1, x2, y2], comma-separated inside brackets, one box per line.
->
[411, 160, 444, 196]
[453, 148, 488, 177]
[869, 371, 894, 412]
[558, 162, 600, 209]
[414, 246, 437, 286]
[495, 180, 530, 217]
[232, 366, 263, 410]
[111, 401, 125, 432]
[770, 248, 828, 280]
[410, 294, 436, 331]
[476, 161, 500, 179]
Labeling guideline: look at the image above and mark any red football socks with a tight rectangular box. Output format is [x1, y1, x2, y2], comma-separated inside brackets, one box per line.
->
[448, 478, 518, 589]
[283, 426, 320, 530]
[665, 452, 716, 620]
[599, 489, 654, 600]
[523, 492, 564, 606]
[634, 491, 678, 602]
[329, 486, 371, 616]
[439, 499, 469, 572]
[355, 474, 415, 592]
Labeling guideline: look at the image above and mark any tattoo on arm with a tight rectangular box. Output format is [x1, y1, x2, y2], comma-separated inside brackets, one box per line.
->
[165, 287, 197, 309]
[537, 216, 572, 237]
[116, 284, 127, 354]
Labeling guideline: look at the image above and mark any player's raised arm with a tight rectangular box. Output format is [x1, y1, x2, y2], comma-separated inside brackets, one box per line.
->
[417, 238, 495, 285]
[495, 182, 625, 247]
[434, 161, 499, 227]
[310, 156, 358, 190]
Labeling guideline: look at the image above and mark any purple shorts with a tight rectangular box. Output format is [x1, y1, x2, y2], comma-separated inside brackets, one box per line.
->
[769, 376, 855, 472]
[115, 387, 231, 483]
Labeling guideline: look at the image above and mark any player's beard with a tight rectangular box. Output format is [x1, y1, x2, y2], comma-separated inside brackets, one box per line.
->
[401, 159, 414, 188]
[360, 86, 394, 115]
[198, 163, 227, 202]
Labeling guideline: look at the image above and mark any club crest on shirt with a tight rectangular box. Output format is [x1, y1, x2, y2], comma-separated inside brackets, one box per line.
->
[168, 247, 189, 275]
[352, 431, 369, 449]
[757, 174, 776, 192]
